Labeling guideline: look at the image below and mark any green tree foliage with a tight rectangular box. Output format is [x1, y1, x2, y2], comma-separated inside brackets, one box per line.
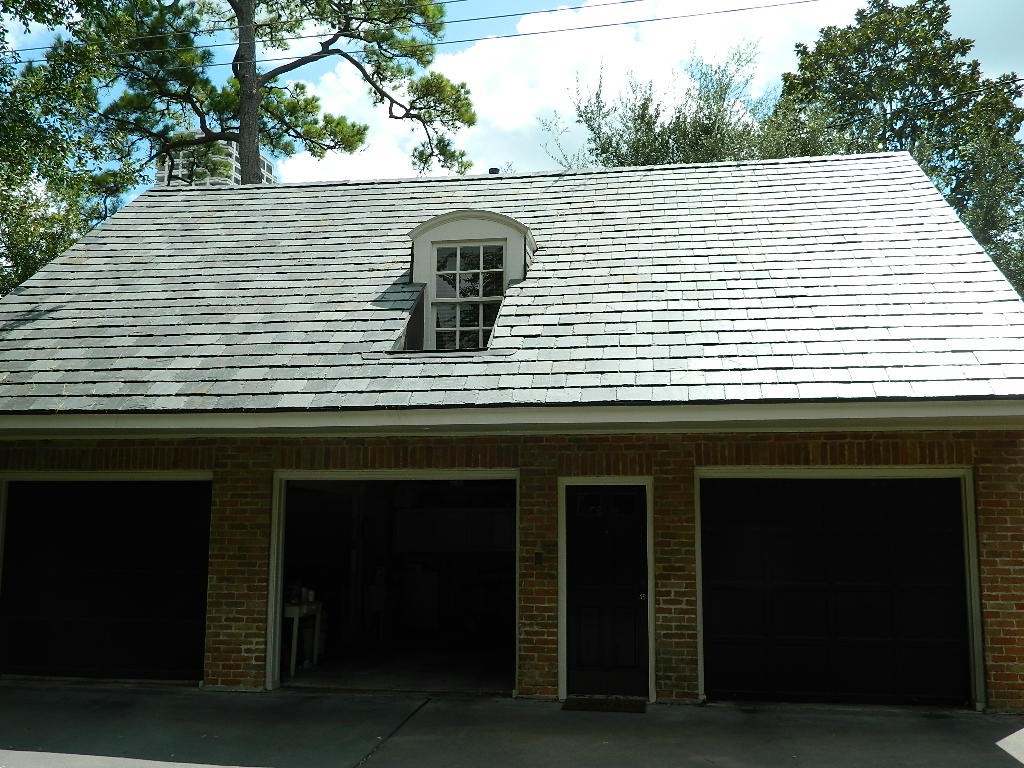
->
[1, 0, 476, 294]
[544, 45, 849, 170]
[93, 0, 476, 183]
[1, 1, 138, 296]
[781, 0, 1024, 292]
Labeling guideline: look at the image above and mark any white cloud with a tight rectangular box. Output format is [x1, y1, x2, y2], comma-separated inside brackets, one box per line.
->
[277, 58, 430, 182]
[278, 0, 867, 183]
[6, 16, 66, 54]
[260, 19, 334, 61]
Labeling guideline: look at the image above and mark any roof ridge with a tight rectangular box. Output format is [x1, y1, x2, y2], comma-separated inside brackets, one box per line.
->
[140, 152, 913, 194]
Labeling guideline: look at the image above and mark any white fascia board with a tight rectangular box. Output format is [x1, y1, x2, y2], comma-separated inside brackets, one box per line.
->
[3, 400, 1024, 438]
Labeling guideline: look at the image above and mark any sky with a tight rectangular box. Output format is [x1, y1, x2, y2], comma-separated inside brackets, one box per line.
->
[272, 0, 1024, 184]
[8, 0, 1024, 185]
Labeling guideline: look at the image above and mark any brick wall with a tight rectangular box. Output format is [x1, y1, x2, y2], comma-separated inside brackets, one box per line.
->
[2, 430, 1023, 709]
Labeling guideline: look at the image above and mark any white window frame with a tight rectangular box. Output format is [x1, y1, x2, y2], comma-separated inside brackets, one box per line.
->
[433, 239, 507, 351]
[409, 210, 536, 351]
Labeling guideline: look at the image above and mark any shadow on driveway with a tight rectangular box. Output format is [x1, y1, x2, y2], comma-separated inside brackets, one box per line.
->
[0, 682, 1022, 768]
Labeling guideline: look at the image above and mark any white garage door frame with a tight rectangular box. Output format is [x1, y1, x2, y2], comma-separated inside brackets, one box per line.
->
[268, 469, 520, 691]
[694, 466, 983, 710]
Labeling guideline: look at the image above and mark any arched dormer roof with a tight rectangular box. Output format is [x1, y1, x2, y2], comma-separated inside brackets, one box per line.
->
[404, 209, 536, 351]
[409, 209, 537, 252]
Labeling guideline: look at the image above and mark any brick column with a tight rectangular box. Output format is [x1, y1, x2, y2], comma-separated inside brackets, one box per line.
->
[204, 442, 274, 689]
[975, 435, 1024, 711]
[516, 438, 560, 697]
[653, 436, 699, 700]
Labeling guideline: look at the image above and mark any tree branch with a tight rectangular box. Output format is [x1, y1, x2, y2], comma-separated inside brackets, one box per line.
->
[258, 30, 346, 85]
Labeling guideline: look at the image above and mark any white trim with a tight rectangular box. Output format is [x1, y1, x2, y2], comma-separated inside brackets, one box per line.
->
[410, 212, 532, 353]
[558, 476, 655, 703]
[695, 466, 971, 480]
[275, 469, 519, 483]
[6, 400, 1024, 438]
[267, 468, 520, 691]
[693, 466, 984, 708]
[428, 238, 507, 351]
[0, 480, 7, 599]
[694, 475, 705, 703]
[266, 474, 288, 690]
[409, 209, 537, 251]
[961, 477, 986, 711]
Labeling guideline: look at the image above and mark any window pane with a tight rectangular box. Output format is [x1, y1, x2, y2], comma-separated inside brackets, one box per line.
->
[436, 305, 457, 329]
[482, 328, 491, 346]
[459, 304, 479, 328]
[459, 273, 480, 298]
[458, 330, 479, 350]
[436, 331, 456, 350]
[482, 271, 503, 297]
[436, 246, 457, 272]
[459, 245, 481, 271]
[482, 303, 499, 327]
[483, 245, 503, 270]
[436, 273, 457, 298]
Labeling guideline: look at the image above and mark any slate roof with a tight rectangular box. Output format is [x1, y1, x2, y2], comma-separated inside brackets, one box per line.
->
[2, 151, 1024, 415]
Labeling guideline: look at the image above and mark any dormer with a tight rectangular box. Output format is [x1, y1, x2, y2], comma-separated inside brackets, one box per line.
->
[405, 210, 536, 351]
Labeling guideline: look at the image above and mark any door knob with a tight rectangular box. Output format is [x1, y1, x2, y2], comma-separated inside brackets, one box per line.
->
[639, 593, 647, 601]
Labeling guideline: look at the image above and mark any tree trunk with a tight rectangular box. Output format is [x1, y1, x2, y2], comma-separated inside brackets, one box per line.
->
[235, 0, 262, 184]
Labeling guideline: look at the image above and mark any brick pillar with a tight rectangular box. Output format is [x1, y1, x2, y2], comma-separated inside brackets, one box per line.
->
[976, 435, 1024, 711]
[653, 437, 699, 701]
[204, 443, 274, 688]
[516, 439, 560, 697]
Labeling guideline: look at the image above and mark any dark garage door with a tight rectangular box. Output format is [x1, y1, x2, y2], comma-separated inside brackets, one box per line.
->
[0, 481, 211, 680]
[701, 477, 970, 705]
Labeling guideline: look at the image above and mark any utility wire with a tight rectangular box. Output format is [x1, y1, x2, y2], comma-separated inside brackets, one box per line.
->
[15, 0, 660, 61]
[16, 0, 1018, 133]
[10, 0, 473, 53]
[14, 0, 829, 69]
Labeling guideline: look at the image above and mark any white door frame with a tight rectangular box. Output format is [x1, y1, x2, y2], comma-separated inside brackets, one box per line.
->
[558, 476, 655, 702]
[268, 469, 520, 691]
[694, 466, 984, 709]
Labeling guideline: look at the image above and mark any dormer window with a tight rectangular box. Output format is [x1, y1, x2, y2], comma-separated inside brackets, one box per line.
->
[435, 242, 504, 350]
[406, 210, 535, 352]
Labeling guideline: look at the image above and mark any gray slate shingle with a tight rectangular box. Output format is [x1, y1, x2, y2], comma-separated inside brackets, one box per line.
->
[2, 152, 1024, 414]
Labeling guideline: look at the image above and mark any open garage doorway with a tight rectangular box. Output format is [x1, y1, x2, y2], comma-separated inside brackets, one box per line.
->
[0, 479, 211, 681]
[277, 476, 517, 694]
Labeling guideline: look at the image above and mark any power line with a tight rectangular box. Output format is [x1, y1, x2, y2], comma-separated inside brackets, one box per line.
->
[14, 0, 660, 62]
[10, 0, 473, 54]
[14, 0, 830, 70]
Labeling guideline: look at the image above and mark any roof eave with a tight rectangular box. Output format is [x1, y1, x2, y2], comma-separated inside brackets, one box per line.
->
[2, 398, 1024, 439]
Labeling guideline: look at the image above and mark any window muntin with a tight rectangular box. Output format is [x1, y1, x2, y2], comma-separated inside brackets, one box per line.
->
[434, 242, 504, 350]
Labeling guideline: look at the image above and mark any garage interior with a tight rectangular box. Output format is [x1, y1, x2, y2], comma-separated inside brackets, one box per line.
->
[0, 480, 211, 681]
[700, 477, 971, 705]
[281, 478, 516, 693]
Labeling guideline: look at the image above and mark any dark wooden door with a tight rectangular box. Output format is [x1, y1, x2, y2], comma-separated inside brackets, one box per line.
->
[0, 481, 211, 681]
[566, 484, 649, 697]
[701, 477, 970, 704]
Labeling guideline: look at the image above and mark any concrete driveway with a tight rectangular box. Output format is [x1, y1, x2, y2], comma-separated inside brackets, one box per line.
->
[0, 682, 1021, 768]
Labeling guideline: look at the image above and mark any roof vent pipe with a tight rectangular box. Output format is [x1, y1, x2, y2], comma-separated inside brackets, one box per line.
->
[488, 167, 500, 175]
